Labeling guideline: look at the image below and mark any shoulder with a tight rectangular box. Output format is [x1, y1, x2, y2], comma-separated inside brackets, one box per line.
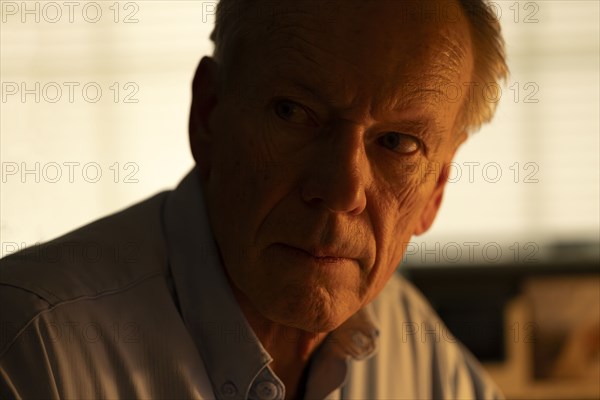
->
[367, 273, 504, 399]
[0, 191, 170, 352]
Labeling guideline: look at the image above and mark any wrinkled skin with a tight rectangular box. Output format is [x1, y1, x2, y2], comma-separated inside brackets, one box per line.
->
[191, 0, 474, 335]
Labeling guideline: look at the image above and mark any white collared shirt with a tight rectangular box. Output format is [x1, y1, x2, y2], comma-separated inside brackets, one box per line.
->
[0, 168, 503, 399]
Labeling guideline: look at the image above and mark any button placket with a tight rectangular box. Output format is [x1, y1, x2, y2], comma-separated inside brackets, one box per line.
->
[254, 380, 279, 400]
[249, 365, 285, 400]
[221, 381, 238, 398]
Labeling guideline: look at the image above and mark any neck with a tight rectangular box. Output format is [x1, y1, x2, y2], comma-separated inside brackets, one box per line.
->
[233, 289, 328, 399]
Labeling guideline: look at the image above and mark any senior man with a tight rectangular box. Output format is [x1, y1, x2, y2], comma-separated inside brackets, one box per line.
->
[1, 0, 507, 399]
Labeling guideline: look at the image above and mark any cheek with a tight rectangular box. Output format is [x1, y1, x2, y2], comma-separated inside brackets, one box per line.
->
[374, 168, 433, 238]
[211, 106, 268, 190]
[208, 107, 301, 247]
[364, 170, 435, 300]
[212, 99, 284, 180]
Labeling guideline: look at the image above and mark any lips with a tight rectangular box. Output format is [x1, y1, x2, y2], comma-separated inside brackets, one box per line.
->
[278, 243, 354, 262]
[304, 246, 350, 259]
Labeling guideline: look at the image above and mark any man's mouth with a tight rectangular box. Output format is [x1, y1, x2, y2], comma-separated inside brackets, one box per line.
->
[277, 243, 354, 264]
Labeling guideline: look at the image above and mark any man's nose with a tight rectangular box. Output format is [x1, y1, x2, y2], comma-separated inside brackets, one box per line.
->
[300, 125, 369, 215]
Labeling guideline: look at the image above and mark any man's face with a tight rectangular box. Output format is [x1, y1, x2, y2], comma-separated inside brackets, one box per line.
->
[196, 0, 473, 332]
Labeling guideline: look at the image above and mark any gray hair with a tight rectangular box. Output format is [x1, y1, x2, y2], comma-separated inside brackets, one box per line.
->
[209, 0, 508, 136]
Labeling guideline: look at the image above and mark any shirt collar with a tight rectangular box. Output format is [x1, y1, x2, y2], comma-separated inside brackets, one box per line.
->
[164, 168, 379, 399]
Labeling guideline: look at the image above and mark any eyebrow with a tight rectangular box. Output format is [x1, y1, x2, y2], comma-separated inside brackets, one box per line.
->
[282, 77, 441, 118]
[277, 76, 332, 108]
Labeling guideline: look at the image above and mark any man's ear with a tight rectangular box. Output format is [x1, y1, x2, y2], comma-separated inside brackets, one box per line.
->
[189, 56, 219, 177]
[413, 142, 463, 236]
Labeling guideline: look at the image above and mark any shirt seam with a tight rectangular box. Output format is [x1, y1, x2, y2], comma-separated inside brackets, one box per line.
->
[0, 283, 51, 305]
[0, 270, 164, 359]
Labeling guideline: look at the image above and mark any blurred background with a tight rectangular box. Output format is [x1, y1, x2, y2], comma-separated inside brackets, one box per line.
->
[1, 1, 598, 398]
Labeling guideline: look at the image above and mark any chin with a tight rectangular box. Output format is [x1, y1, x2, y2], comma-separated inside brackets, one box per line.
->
[257, 284, 358, 333]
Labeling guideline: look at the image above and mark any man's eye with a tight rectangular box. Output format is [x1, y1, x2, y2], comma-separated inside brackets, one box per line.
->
[274, 100, 314, 126]
[377, 132, 421, 154]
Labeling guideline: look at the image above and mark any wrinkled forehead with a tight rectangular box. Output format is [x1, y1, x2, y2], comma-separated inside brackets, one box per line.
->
[264, 0, 469, 43]
[235, 0, 473, 91]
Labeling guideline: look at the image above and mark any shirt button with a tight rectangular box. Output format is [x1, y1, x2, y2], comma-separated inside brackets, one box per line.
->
[255, 381, 279, 400]
[221, 381, 238, 398]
